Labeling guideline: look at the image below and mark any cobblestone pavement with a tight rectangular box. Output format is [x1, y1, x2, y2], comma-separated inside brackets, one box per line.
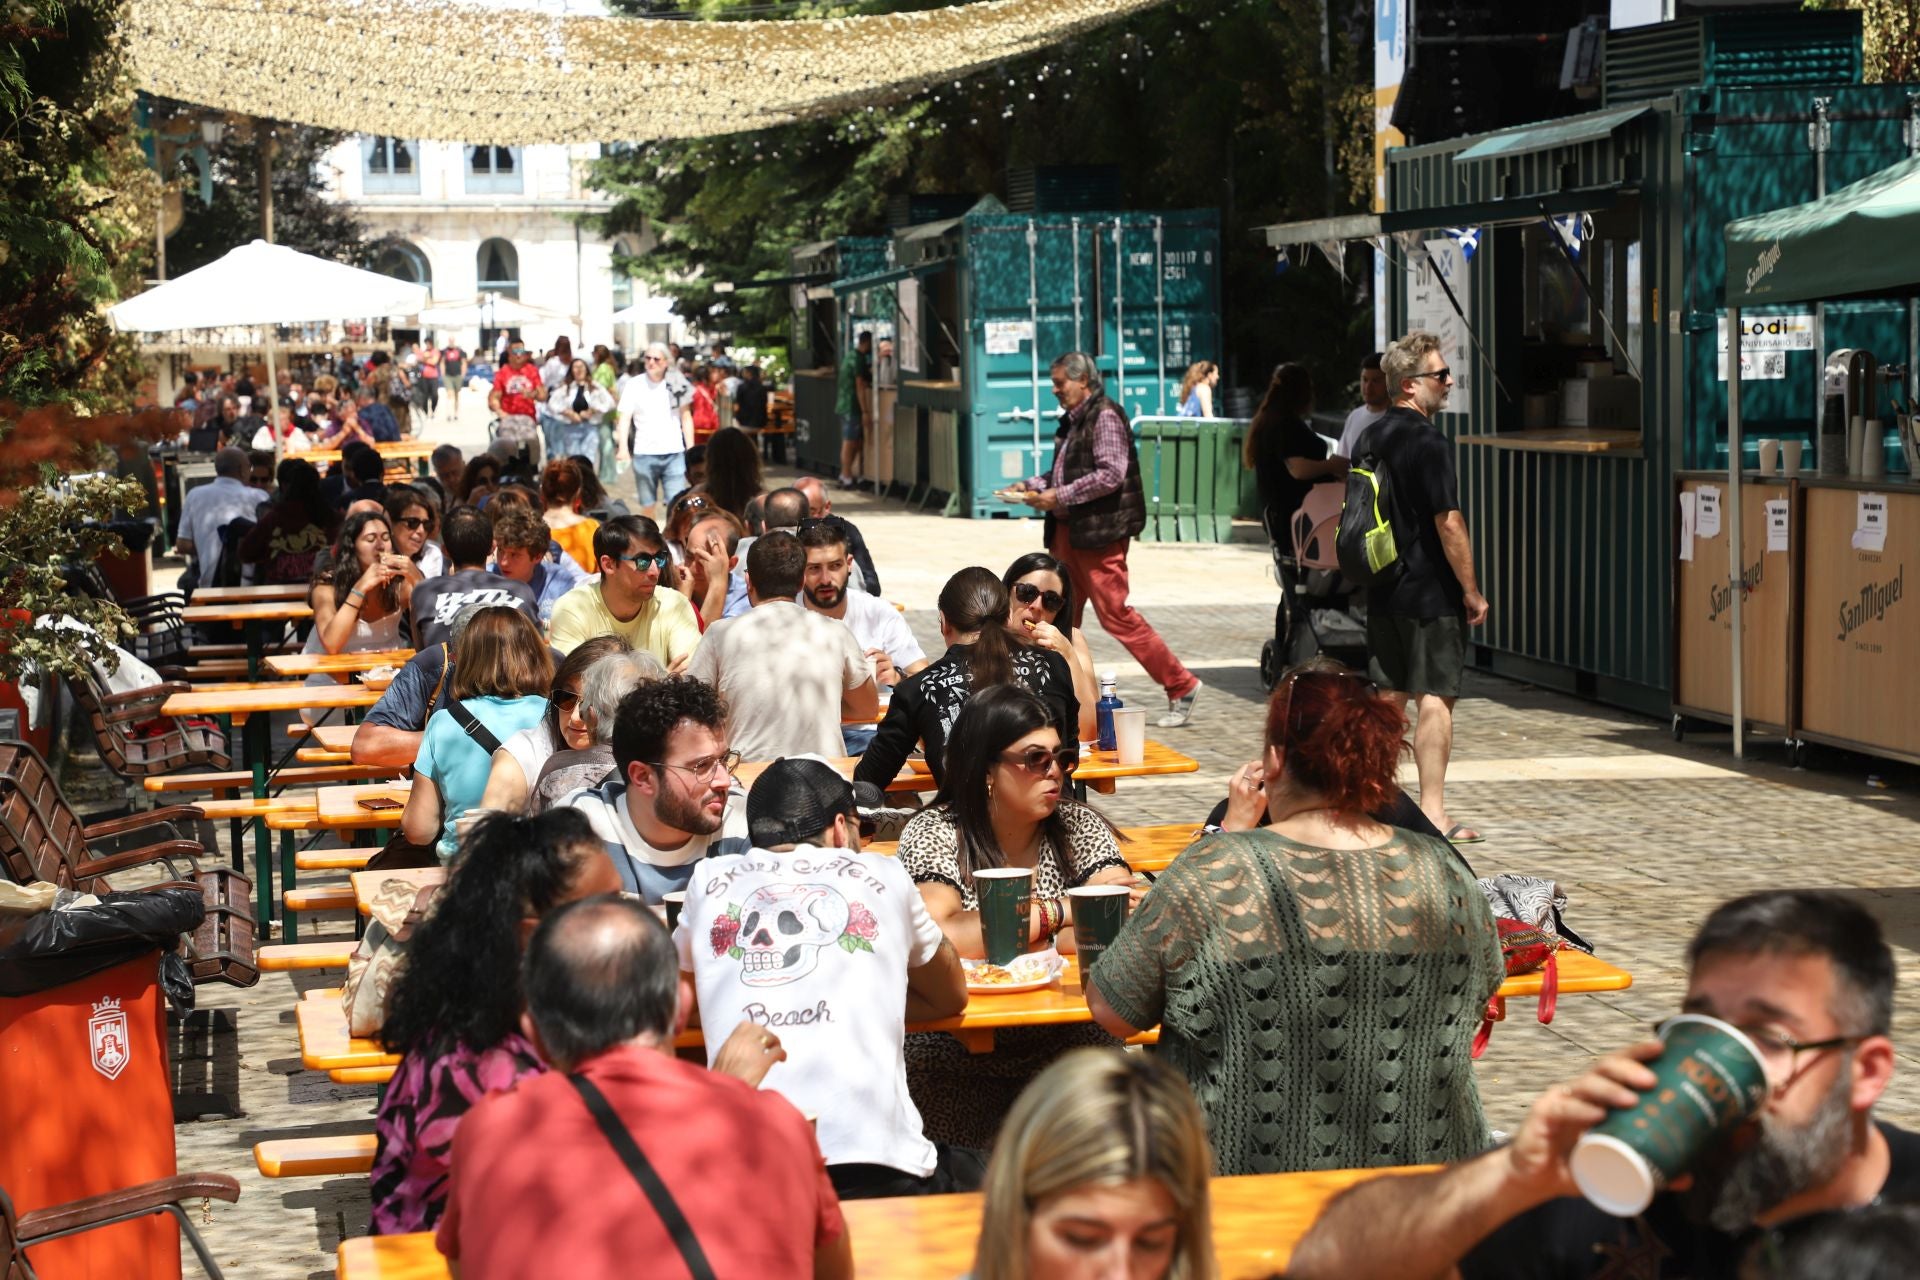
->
[122, 469, 1920, 1277]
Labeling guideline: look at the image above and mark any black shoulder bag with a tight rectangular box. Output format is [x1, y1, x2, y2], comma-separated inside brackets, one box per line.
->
[566, 1074, 717, 1280]
[444, 698, 501, 755]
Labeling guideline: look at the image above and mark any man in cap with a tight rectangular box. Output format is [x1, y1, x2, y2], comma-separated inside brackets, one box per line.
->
[675, 757, 974, 1200]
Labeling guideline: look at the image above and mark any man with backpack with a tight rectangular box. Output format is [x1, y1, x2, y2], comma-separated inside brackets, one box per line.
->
[1347, 330, 1489, 844]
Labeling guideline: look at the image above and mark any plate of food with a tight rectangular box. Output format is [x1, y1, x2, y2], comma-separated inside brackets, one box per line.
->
[360, 664, 398, 691]
[963, 949, 1063, 995]
[993, 487, 1031, 504]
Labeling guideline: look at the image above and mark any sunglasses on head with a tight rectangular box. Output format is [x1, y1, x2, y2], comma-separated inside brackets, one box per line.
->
[1273, 668, 1380, 752]
[999, 745, 1079, 777]
[678, 495, 711, 511]
[617, 549, 673, 573]
[1011, 581, 1065, 614]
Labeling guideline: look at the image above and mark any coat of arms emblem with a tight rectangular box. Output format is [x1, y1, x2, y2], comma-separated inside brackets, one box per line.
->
[89, 996, 130, 1081]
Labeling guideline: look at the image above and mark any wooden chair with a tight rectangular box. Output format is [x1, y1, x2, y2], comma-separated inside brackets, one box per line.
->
[2, 1172, 239, 1279]
[65, 670, 231, 780]
[0, 741, 204, 892]
[63, 562, 196, 671]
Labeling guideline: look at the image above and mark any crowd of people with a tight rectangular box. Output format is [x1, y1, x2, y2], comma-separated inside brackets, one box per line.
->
[163, 331, 1920, 1280]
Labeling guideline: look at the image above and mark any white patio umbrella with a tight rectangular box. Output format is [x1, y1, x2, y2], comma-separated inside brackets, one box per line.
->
[413, 293, 569, 328]
[108, 240, 430, 459]
[610, 296, 679, 326]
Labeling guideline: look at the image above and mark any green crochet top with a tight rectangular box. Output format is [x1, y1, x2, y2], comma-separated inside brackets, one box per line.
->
[1092, 827, 1502, 1176]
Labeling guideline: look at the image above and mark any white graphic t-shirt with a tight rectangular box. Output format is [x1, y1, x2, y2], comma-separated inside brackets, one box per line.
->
[674, 843, 945, 1176]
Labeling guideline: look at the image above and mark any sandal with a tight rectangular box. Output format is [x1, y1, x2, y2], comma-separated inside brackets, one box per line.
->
[1444, 822, 1486, 845]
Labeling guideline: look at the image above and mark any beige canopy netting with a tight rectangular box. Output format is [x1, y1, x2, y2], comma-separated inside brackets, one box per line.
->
[128, 0, 1163, 145]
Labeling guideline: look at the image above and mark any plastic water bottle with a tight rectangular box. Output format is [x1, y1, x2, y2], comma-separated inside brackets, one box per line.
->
[1096, 670, 1122, 752]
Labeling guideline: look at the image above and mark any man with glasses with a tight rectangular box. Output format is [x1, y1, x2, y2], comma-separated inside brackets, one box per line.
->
[617, 342, 695, 519]
[1289, 889, 1916, 1279]
[685, 532, 878, 761]
[409, 506, 540, 648]
[564, 677, 751, 901]
[548, 515, 701, 668]
[1357, 330, 1489, 844]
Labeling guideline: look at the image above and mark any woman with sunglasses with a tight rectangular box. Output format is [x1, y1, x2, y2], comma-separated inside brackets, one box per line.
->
[897, 684, 1134, 1149]
[1083, 657, 1502, 1177]
[474, 636, 630, 817]
[1003, 552, 1098, 729]
[384, 484, 444, 580]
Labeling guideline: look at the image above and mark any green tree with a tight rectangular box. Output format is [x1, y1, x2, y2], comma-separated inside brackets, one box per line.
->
[591, 0, 1374, 399]
[0, 0, 153, 408]
[160, 112, 370, 275]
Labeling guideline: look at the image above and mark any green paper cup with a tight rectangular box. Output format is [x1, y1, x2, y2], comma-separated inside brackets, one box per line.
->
[974, 868, 1034, 965]
[662, 891, 687, 932]
[1067, 885, 1131, 977]
[1570, 1014, 1771, 1217]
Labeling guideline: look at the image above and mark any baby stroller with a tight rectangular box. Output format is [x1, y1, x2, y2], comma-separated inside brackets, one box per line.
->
[1259, 481, 1367, 689]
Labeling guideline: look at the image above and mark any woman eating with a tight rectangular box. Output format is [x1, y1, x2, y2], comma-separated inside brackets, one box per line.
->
[539, 458, 601, 574]
[972, 1048, 1216, 1280]
[855, 567, 1087, 793]
[1003, 551, 1098, 729]
[1085, 658, 1502, 1176]
[370, 809, 623, 1234]
[399, 606, 554, 860]
[299, 511, 411, 721]
[896, 684, 1134, 1149]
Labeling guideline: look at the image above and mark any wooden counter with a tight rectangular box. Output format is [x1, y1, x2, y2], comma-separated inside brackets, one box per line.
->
[1458, 428, 1642, 455]
[1673, 475, 1794, 733]
[1798, 482, 1920, 763]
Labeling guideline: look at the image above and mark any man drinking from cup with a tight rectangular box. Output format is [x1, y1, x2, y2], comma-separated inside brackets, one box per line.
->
[1288, 889, 1917, 1279]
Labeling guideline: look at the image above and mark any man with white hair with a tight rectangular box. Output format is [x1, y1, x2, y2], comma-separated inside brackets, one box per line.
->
[617, 342, 694, 518]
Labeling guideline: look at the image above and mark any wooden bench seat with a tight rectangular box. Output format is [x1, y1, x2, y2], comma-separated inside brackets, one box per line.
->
[142, 764, 394, 795]
[258, 941, 355, 971]
[294, 847, 379, 872]
[295, 748, 354, 765]
[187, 642, 298, 660]
[283, 884, 356, 913]
[254, 1134, 376, 1178]
[179, 659, 263, 679]
[328, 1066, 395, 1086]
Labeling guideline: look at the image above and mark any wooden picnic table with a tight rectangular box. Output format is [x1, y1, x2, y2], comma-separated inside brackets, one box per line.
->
[189, 583, 309, 604]
[264, 649, 414, 679]
[335, 1165, 1434, 1279]
[316, 782, 415, 831]
[181, 599, 315, 679]
[735, 742, 1198, 796]
[307, 724, 358, 753]
[303, 440, 438, 477]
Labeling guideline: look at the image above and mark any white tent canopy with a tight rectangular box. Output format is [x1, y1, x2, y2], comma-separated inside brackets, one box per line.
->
[610, 297, 679, 326]
[412, 294, 571, 328]
[107, 239, 429, 332]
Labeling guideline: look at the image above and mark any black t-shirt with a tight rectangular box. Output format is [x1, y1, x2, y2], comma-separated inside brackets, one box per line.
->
[733, 379, 769, 428]
[408, 568, 541, 649]
[1460, 1121, 1920, 1280]
[1354, 406, 1463, 620]
[1254, 413, 1328, 533]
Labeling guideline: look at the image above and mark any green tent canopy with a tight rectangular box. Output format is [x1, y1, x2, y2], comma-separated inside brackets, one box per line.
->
[1725, 154, 1920, 307]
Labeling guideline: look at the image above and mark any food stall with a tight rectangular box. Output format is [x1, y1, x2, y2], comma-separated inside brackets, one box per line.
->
[1721, 156, 1920, 765]
[785, 236, 889, 478]
[1256, 8, 1911, 719]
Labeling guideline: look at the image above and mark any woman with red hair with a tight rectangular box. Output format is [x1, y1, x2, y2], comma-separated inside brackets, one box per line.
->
[1084, 657, 1503, 1177]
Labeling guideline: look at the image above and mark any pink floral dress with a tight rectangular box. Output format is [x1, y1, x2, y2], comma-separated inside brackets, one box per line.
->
[369, 1032, 544, 1234]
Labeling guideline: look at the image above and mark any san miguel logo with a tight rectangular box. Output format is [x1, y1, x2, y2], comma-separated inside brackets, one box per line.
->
[1707, 559, 1764, 624]
[89, 996, 131, 1081]
[1838, 565, 1905, 642]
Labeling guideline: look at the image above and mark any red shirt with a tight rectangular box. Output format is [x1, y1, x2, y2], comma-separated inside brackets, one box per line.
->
[493, 361, 543, 418]
[436, 1043, 844, 1280]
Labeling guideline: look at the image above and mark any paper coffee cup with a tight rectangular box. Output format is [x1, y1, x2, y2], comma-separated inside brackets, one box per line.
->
[1067, 884, 1131, 976]
[1756, 438, 1779, 475]
[1570, 1015, 1770, 1217]
[974, 867, 1034, 965]
[1112, 708, 1147, 766]
[1781, 440, 1804, 476]
[662, 890, 687, 931]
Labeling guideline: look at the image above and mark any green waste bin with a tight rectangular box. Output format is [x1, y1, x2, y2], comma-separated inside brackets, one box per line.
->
[1133, 417, 1250, 543]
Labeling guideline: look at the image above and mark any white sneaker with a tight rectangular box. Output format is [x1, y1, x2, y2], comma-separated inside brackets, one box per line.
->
[1157, 681, 1202, 728]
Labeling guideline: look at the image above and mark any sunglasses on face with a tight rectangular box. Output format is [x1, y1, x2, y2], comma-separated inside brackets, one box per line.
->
[617, 549, 672, 573]
[1011, 582, 1065, 613]
[999, 745, 1079, 777]
[550, 687, 582, 712]
[394, 515, 430, 531]
[1411, 368, 1452, 382]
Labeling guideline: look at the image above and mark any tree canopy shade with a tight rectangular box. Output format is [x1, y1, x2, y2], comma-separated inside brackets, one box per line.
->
[126, 0, 1169, 146]
[1725, 153, 1920, 307]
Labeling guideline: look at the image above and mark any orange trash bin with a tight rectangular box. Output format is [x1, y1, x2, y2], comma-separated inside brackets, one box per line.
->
[0, 955, 180, 1280]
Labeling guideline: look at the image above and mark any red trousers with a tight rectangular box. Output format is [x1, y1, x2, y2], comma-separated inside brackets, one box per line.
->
[1051, 531, 1197, 700]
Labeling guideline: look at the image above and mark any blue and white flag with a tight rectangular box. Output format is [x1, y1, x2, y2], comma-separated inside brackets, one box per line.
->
[1445, 226, 1480, 261]
[1551, 214, 1586, 261]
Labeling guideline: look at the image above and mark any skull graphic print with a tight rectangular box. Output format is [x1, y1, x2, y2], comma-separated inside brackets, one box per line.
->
[714, 883, 879, 986]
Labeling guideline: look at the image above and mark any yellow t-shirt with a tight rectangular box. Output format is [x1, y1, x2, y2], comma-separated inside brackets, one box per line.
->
[548, 582, 700, 666]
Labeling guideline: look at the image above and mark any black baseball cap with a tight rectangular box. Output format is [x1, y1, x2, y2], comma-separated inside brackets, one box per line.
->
[746, 757, 884, 848]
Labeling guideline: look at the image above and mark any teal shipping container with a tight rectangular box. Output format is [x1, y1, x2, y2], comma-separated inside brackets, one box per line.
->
[1262, 10, 1916, 716]
[849, 203, 1222, 519]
